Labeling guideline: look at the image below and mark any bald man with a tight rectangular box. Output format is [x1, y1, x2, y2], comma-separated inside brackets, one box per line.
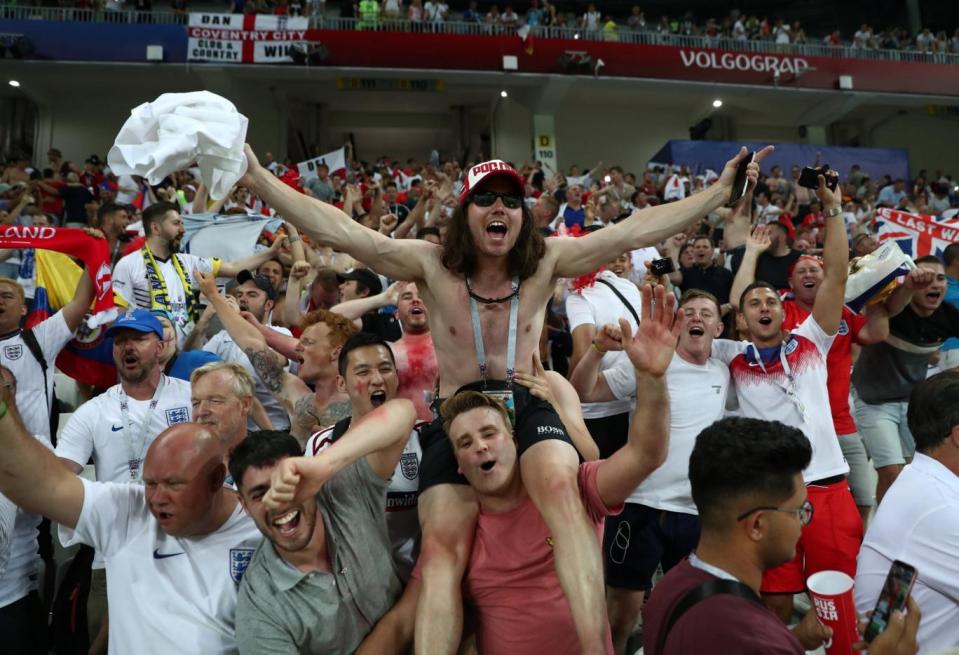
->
[0, 394, 261, 655]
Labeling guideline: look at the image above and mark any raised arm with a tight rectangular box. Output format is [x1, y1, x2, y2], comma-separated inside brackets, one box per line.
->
[552, 147, 771, 278]
[196, 269, 307, 405]
[217, 234, 286, 278]
[331, 281, 403, 327]
[239, 146, 432, 282]
[720, 187, 754, 252]
[61, 257, 96, 333]
[596, 286, 678, 507]
[729, 224, 771, 310]
[0, 384, 84, 529]
[264, 398, 417, 511]
[811, 172, 849, 335]
[855, 301, 891, 345]
[883, 267, 936, 318]
[567, 324, 621, 403]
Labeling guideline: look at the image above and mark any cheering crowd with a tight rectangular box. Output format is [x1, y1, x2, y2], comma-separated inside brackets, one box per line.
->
[0, 136, 958, 655]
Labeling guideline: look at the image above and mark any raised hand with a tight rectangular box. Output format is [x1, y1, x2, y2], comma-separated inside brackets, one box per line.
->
[746, 224, 772, 253]
[290, 260, 311, 280]
[194, 268, 218, 299]
[621, 284, 683, 377]
[719, 145, 774, 191]
[379, 213, 399, 233]
[816, 170, 842, 209]
[595, 323, 624, 352]
[264, 456, 333, 511]
[903, 267, 935, 291]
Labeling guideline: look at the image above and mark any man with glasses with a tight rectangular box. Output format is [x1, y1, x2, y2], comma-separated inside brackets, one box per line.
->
[642, 417, 916, 655]
[711, 172, 862, 623]
[239, 144, 769, 654]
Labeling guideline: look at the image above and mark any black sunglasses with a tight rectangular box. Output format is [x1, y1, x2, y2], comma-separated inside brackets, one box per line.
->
[470, 191, 522, 209]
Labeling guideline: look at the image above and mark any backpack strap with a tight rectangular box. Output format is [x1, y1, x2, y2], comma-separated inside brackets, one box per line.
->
[660, 578, 763, 652]
[330, 416, 353, 441]
[595, 278, 641, 326]
[20, 327, 49, 406]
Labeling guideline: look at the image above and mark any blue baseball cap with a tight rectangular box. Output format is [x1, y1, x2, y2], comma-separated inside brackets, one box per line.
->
[106, 308, 164, 340]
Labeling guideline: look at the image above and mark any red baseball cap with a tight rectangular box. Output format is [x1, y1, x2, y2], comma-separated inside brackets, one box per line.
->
[459, 160, 525, 204]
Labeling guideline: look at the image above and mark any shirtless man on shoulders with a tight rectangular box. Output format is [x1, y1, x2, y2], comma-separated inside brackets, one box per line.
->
[240, 145, 769, 654]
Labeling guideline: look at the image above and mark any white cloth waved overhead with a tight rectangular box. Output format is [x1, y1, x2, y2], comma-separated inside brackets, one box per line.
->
[108, 91, 248, 201]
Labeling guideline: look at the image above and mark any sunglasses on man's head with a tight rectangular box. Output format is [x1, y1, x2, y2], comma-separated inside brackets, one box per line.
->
[470, 191, 522, 209]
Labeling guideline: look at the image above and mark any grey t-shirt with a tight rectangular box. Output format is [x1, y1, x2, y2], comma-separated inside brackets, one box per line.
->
[235, 458, 402, 654]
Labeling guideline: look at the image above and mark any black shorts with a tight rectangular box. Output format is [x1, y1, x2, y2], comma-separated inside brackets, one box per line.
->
[584, 412, 631, 460]
[604, 503, 701, 592]
[418, 379, 575, 491]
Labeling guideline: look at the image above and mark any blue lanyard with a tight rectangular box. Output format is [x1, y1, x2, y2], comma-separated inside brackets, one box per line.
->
[468, 276, 520, 384]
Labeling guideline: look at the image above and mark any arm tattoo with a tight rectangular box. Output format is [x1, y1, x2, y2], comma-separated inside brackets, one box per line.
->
[317, 400, 352, 427]
[245, 346, 285, 395]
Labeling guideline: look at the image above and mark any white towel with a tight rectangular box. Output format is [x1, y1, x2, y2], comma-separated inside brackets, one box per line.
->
[107, 91, 249, 201]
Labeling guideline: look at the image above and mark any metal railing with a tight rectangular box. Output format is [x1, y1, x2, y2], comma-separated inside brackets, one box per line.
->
[3, 5, 959, 65]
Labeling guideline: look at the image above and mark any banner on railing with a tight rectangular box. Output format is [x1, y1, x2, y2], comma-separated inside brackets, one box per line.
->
[186, 13, 308, 63]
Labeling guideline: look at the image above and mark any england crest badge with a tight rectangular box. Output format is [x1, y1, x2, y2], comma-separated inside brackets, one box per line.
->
[400, 452, 419, 481]
[230, 547, 255, 584]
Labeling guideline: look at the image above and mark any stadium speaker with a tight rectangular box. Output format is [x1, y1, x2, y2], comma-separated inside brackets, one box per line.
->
[557, 51, 592, 75]
[290, 42, 328, 66]
[689, 117, 712, 140]
[9, 36, 35, 60]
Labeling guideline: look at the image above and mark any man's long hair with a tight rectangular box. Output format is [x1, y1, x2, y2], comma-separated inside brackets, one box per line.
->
[440, 202, 546, 280]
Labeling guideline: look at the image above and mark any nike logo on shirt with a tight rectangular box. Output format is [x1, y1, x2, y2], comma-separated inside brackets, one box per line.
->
[111, 425, 123, 432]
[153, 549, 185, 559]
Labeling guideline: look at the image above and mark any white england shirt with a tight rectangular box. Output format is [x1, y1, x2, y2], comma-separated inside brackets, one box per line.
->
[565, 271, 642, 420]
[605, 353, 729, 514]
[711, 315, 849, 483]
[55, 375, 193, 483]
[60, 479, 262, 655]
[305, 419, 425, 581]
[0, 311, 73, 440]
[203, 327, 293, 432]
[0, 434, 53, 608]
[112, 249, 220, 347]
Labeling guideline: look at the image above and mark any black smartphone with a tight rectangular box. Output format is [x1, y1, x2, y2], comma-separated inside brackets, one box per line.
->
[726, 151, 755, 206]
[798, 164, 835, 190]
[650, 257, 675, 276]
[863, 560, 918, 642]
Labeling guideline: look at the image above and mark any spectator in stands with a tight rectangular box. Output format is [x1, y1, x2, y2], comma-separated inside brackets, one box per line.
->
[57, 172, 94, 225]
[525, 0, 543, 27]
[852, 257, 959, 502]
[1, 410, 260, 654]
[191, 361, 256, 456]
[408, 0, 424, 25]
[96, 202, 133, 267]
[731, 226, 893, 525]
[303, 163, 334, 202]
[712, 172, 863, 624]
[442, 283, 678, 654]
[499, 4, 519, 28]
[729, 220, 800, 290]
[256, 257, 285, 296]
[571, 289, 730, 654]
[304, 332, 425, 579]
[627, 5, 645, 31]
[565, 249, 643, 460]
[462, 1, 480, 23]
[390, 282, 439, 421]
[231, 398, 416, 654]
[941, 243, 959, 371]
[424, 0, 448, 23]
[877, 179, 907, 207]
[553, 183, 587, 230]
[112, 201, 284, 347]
[0, 268, 94, 443]
[667, 234, 734, 309]
[642, 418, 841, 654]
[200, 271, 293, 432]
[581, 2, 601, 34]
[0, 366, 52, 655]
[331, 269, 402, 341]
[915, 27, 935, 53]
[856, 371, 959, 653]
[197, 269, 356, 443]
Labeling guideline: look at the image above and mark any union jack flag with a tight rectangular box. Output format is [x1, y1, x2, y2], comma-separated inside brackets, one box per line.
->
[876, 208, 959, 258]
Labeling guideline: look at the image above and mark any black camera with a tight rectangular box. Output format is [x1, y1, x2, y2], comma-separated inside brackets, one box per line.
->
[649, 257, 676, 276]
[798, 164, 838, 191]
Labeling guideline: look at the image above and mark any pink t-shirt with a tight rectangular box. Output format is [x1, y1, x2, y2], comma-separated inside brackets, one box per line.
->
[464, 460, 620, 655]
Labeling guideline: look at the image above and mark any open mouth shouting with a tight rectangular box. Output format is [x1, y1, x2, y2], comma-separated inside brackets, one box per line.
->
[479, 459, 496, 473]
[802, 280, 817, 289]
[486, 220, 508, 239]
[926, 290, 943, 304]
[271, 509, 301, 537]
[410, 306, 425, 317]
[687, 326, 705, 337]
[370, 390, 388, 408]
[758, 316, 773, 326]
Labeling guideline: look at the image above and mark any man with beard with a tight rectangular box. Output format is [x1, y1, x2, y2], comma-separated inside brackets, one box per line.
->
[710, 172, 862, 624]
[55, 309, 193, 650]
[201, 271, 293, 432]
[390, 282, 438, 422]
[112, 202, 284, 347]
[239, 144, 768, 654]
[730, 224, 893, 524]
[230, 398, 417, 655]
[852, 255, 959, 503]
[666, 235, 734, 307]
[569, 290, 729, 654]
[196, 270, 357, 445]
